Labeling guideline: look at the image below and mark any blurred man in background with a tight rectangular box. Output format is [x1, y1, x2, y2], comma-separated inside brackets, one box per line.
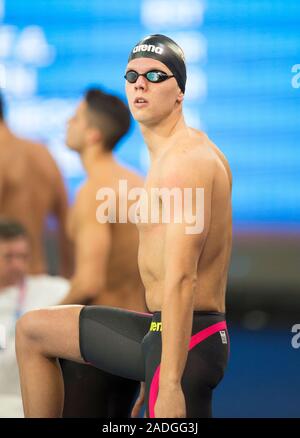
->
[0, 219, 69, 417]
[59, 88, 147, 417]
[0, 93, 72, 277]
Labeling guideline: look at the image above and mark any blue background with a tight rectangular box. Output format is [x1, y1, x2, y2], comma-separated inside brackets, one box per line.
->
[2, 0, 299, 227]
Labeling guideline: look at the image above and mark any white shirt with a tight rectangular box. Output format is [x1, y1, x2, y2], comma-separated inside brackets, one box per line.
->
[0, 275, 69, 417]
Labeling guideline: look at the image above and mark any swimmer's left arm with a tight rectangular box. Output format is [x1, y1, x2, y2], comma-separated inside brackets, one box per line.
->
[58, 220, 111, 305]
[58, 184, 111, 305]
[156, 154, 214, 418]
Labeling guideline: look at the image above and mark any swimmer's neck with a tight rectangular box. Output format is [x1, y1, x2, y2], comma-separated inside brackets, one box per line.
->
[80, 145, 115, 176]
[140, 111, 189, 161]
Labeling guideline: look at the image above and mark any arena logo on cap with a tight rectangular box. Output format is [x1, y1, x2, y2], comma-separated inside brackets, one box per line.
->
[133, 44, 163, 55]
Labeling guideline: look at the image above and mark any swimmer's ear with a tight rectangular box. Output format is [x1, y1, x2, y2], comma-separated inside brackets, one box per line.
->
[86, 126, 103, 146]
[176, 90, 184, 104]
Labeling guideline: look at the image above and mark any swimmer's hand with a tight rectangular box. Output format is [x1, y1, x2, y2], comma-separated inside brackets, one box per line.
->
[131, 382, 145, 418]
[154, 385, 186, 418]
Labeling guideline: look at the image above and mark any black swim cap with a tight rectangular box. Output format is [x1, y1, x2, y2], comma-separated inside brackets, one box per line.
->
[128, 34, 186, 93]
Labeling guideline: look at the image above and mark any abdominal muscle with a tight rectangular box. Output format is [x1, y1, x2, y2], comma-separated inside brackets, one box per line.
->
[139, 238, 226, 313]
[143, 275, 226, 314]
[138, 246, 223, 314]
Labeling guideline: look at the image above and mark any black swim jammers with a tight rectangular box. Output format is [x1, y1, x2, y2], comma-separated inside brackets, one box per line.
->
[79, 306, 229, 418]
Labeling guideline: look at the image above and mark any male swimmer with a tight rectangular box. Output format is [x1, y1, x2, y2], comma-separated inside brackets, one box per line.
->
[16, 35, 232, 418]
[0, 93, 71, 276]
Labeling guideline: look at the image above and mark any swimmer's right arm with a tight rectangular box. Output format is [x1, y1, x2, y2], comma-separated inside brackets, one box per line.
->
[58, 218, 111, 305]
[59, 182, 112, 305]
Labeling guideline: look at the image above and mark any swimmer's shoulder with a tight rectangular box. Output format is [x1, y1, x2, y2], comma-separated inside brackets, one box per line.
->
[74, 166, 141, 212]
[89, 157, 144, 192]
[114, 160, 144, 189]
[0, 131, 24, 168]
[161, 130, 215, 184]
[24, 139, 55, 164]
[18, 137, 63, 183]
[188, 128, 232, 190]
[162, 128, 232, 189]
